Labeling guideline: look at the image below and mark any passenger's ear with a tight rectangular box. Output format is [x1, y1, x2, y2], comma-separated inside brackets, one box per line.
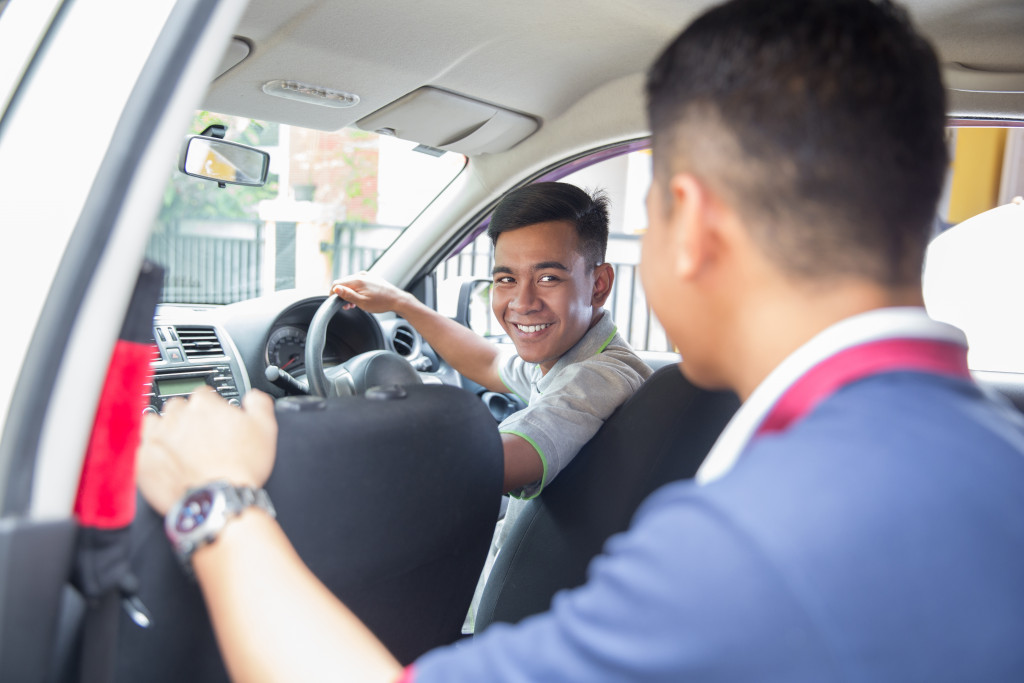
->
[591, 262, 614, 307]
[667, 173, 719, 282]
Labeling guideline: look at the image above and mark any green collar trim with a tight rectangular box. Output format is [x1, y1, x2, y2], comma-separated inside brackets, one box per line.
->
[595, 325, 618, 354]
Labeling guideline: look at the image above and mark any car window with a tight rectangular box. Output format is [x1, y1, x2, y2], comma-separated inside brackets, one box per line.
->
[148, 111, 466, 304]
[435, 145, 673, 353]
[923, 126, 1024, 372]
[439, 127, 1024, 363]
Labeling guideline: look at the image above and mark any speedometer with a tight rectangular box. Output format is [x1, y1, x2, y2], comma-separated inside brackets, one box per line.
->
[266, 325, 307, 372]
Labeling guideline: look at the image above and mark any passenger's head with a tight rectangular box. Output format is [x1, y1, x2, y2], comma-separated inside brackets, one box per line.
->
[488, 182, 610, 271]
[645, 0, 948, 287]
[487, 182, 615, 374]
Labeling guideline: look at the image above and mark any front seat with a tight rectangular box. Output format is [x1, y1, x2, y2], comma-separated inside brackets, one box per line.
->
[115, 383, 504, 681]
[475, 363, 739, 629]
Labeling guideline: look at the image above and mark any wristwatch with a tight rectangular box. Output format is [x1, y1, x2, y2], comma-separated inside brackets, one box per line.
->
[164, 480, 276, 572]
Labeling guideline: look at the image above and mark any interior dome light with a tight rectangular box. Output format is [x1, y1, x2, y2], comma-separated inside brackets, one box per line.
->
[261, 80, 360, 108]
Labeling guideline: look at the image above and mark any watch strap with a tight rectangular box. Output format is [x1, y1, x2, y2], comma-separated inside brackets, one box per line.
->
[165, 481, 276, 575]
[232, 485, 276, 519]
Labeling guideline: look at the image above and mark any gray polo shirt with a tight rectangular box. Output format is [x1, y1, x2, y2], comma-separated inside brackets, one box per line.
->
[497, 311, 652, 499]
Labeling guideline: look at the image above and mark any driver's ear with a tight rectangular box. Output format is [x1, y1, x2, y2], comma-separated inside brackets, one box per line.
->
[591, 262, 614, 307]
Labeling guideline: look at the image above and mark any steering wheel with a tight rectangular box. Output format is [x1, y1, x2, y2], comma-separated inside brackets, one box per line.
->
[305, 294, 422, 397]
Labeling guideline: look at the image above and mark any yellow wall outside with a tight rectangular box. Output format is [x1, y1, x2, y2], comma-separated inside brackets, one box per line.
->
[947, 127, 1007, 224]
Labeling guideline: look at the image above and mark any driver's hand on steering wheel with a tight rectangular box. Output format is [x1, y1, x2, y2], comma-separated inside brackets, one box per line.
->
[331, 271, 411, 315]
[136, 387, 278, 516]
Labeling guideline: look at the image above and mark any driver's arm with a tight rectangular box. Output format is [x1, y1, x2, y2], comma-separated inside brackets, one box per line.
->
[137, 388, 403, 683]
[332, 272, 506, 392]
[332, 273, 542, 493]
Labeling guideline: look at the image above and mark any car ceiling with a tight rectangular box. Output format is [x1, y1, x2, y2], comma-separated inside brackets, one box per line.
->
[203, 0, 1024, 149]
[203, 0, 704, 134]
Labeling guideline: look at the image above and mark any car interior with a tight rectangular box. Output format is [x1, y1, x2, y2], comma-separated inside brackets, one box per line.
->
[1, 0, 1023, 680]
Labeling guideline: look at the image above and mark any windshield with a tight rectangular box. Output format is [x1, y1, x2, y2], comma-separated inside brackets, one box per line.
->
[148, 111, 466, 304]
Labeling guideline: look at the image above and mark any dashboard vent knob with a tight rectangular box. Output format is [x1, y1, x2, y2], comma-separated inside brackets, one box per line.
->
[176, 326, 224, 359]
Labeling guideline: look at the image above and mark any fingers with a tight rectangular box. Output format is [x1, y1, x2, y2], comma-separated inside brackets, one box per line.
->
[330, 281, 358, 299]
[242, 389, 274, 416]
[330, 271, 370, 295]
[329, 272, 400, 314]
[242, 390, 278, 442]
[137, 445, 178, 515]
[138, 413, 162, 469]
[333, 285, 371, 312]
[159, 395, 188, 418]
[137, 413, 183, 515]
[187, 385, 225, 409]
[335, 285, 366, 301]
[136, 387, 279, 515]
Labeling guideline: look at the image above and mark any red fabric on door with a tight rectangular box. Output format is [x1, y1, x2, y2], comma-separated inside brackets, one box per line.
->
[74, 339, 155, 528]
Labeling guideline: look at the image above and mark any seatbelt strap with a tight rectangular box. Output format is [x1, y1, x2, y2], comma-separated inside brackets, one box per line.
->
[71, 260, 163, 683]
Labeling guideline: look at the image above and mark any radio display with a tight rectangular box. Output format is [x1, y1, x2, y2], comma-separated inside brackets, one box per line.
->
[156, 376, 207, 397]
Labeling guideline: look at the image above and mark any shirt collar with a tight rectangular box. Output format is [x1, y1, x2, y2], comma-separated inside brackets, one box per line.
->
[695, 307, 968, 485]
[535, 311, 617, 390]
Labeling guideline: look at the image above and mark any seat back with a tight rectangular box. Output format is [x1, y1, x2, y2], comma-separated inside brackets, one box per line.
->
[475, 364, 739, 629]
[115, 384, 504, 681]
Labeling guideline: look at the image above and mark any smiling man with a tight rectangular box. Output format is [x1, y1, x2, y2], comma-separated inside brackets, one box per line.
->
[332, 182, 651, 498]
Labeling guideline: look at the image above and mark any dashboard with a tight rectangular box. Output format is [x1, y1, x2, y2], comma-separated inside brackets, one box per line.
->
[146, 290, 454, 413]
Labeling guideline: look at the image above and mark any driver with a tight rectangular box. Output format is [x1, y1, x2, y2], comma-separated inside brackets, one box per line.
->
[330, 181, 652, 500]
[332, 182, 653, 629]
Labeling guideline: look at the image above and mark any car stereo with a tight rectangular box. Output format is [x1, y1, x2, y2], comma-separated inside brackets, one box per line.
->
[145, 364, 241, 415]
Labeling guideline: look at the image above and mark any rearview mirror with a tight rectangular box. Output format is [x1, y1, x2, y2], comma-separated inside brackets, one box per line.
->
[178, 135, 269, 187]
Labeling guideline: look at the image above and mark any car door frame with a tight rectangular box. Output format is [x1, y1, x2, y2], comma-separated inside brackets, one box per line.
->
[0, 0, 249, 679]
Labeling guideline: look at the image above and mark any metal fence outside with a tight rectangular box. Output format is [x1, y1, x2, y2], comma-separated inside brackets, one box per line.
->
[327, 222, 400, 279]
[146, 220, 263, 304]
[148, 219, 668, 352]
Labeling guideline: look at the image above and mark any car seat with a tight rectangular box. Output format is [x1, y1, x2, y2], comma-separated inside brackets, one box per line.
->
[475, 363, 739, 629]
[114, 383, 504, 681]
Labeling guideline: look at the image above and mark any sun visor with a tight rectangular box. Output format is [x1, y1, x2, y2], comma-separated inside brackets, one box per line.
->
[214, 38, 251, 80]
[944, 63, 1024, 94]
[356, 87, 539, 155]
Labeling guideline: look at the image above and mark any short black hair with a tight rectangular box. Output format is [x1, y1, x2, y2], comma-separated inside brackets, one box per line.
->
[646, 0, 948, 286]
[487, 182, 610, 269]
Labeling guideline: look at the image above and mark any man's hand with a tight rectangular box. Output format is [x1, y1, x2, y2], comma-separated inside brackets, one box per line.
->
[137, 387, 278, 515]
[331, 271, 410, 314]
[332, 270, 507, 392]
[138, 388, 402, 682]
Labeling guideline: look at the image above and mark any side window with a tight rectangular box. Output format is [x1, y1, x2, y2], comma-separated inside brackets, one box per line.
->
[923, 126, 1024, 372]
[435, 146, 674, 352]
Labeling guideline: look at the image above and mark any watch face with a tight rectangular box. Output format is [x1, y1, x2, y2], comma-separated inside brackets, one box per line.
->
[175, 489, 216, 533]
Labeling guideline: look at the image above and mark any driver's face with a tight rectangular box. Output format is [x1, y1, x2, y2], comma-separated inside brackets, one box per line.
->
[491, 221, 599, 375]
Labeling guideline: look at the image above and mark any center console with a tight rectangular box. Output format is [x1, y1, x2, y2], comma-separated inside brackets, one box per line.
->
[144, 322, 247, 415]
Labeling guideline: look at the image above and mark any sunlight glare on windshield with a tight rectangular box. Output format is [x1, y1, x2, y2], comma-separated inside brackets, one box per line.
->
[147, 113, 465, 305]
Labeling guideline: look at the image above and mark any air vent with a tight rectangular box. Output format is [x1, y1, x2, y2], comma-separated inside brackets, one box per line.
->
[177, 326, 224, 359]
[391, 324, 418, 358]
